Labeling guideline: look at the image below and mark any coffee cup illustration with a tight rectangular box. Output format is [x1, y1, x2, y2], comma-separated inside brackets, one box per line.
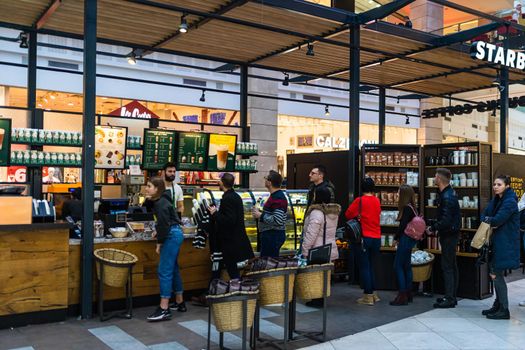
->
[216, 145, 229, 170]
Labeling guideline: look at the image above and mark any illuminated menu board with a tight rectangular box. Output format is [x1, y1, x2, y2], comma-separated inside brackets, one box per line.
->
[142, 129, 176, 170]
[176, 132, 209, 171]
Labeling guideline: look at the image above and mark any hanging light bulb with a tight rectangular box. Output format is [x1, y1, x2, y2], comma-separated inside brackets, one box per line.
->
[282, 72, 289, 86]
[324, 105, 330, 117]
[179, 13, 188, 33]
[18, 32, 29, 49]
[127, 52, 137, 65]
[306, 42, 315, 56]
[405, 115, 410, 125]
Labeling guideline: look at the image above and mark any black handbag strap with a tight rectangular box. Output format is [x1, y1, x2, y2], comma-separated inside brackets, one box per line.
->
[323, 211, 327, 245]
[357, 197, 362, 219]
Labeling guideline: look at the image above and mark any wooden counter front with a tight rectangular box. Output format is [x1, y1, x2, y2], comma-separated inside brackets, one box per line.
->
[68, 238, 211, 305]
[0, 224, 69, 317]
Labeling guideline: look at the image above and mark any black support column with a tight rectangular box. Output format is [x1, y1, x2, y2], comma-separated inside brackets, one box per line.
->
[240, 64, 249, 188]
[81, 0, 97, 319]
[348, 24, 360, 202]
[27, 31, 37, 110]
[27, 30, 42, 198]
[378, 87, 386, 144]
[500, 28, 509, 154]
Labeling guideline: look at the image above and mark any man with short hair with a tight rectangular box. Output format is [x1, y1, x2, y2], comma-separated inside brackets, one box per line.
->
[429, 168, 461, 308]
[307, 165, 336, 209]
[208, 173, 254, 279]
[252, 170, 288, 257]
[163, 162, 184, 219]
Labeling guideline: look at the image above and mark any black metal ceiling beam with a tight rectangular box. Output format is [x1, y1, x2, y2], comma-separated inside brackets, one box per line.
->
[34, 0, 62, 30]
[357, 0, 415, 24]
[125, 0, 351, 49]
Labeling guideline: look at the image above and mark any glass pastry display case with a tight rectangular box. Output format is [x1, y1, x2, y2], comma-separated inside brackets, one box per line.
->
[286, 189, 308, 236]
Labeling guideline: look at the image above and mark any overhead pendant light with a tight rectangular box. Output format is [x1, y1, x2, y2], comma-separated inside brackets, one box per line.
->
[325, 105, 330, 117]
[179, 13, 188, 33]
[491, 109, 496, 117]
[306, 42, 315, 57]
[200, 89, 206, 102]
[282, 72, 289, 86]
[18, 32, 29, 49]
[127, 52, 137, 65]
[405, 115, 410, 125]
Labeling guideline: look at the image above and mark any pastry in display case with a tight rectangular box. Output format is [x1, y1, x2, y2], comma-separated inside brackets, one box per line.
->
[286, 189, 308, 230]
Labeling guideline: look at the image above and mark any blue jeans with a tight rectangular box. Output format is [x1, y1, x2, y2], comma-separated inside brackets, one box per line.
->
[394, 235, 417, 292]
[358, 237, 381, 294]
[260, 229, 286, 257]
[158, 225, 184, 299]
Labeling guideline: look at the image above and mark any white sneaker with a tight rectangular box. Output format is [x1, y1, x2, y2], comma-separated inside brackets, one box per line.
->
[519, 301, 525, 307]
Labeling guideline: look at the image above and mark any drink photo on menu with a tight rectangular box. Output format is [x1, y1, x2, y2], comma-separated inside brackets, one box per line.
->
[207, 133, 237, 172]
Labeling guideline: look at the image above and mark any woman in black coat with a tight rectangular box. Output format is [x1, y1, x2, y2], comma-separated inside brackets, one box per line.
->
[480, 175, 520, 320]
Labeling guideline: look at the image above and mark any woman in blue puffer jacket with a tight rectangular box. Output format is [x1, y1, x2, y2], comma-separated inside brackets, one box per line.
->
[480, 175, 520, 320]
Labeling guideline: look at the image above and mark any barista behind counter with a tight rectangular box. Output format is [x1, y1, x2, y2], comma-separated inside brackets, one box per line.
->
[62, 188, 83, 221]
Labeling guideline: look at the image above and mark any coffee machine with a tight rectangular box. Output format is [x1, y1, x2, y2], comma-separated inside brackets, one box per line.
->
[121, 174, 145, 206]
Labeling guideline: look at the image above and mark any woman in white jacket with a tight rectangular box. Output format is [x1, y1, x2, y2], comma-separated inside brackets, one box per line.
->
[301, 187, 341, 306]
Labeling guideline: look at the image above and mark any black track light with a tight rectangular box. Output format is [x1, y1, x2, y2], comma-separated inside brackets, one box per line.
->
[405, 115, 410, 125]
[491, 109, 496, 117]
[282, 72, 289, 86]
[18, 32, 28, 49]
[200, 90, 206, 102]
[397, 97, 400, 104]
[179, 13, 188, 33]
[325, 105, 330, 117]
[127, 52, 137, 65]
[306, 42, 314, 56]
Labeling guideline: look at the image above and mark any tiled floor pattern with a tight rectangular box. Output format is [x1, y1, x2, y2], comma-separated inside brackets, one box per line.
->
[302, 278, 525, 350]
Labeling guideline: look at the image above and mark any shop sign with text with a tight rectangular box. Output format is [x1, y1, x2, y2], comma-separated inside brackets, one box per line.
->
[315, 136, 377, 149]
[470, 41, 525, 69]
[109, 100, 159, 119]
[422, 95, 525, 118]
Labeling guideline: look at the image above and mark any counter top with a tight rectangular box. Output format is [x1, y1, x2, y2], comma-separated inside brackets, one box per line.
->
[0, 222, 70, 232]
[69, 233, 197, 245]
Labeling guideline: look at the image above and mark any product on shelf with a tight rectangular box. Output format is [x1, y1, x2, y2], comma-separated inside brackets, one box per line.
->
[426, 150, 478, 166]
[10, 150, 82, 166]
[380, 210, 399, 226]
[126, 135, 142, 148]
[236, 142, 258, 155]
[235, 159, 257, 171]
[365, 171, 418, 187]
[11, 128, 82, 145]
[380, 234, 396, 247]
[364, 152, 419, 166]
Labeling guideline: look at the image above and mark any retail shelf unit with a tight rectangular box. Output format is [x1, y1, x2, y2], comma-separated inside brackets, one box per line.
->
[422, 141, 492, 299]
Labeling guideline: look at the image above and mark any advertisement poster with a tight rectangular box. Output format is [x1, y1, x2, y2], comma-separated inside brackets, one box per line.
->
[142, 129, 176, 170]
[177, 132, 209, 171]
[0, 118, 12, 166]
[42, 167, 63, 184]
[207, 133, 237, 171]
[3, 166, 26, 183]
[95, 125, 127, 169]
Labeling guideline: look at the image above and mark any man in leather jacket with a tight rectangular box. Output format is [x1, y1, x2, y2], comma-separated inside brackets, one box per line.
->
[429, 168, 461, 308]
[307, 165, 336, 210]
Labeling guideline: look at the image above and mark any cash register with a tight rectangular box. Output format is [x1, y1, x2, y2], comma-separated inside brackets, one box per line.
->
[98, 198, 153, 235]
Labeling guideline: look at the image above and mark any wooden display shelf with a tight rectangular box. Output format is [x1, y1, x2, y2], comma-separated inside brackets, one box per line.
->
[425, 186, 477, 189]
[375, 184, 419, 188]
[426, 206, 478, 211]
[10, 164, 82, 168]
[236, 152, 258, 157]
[380, 246, 397, 252]
[426, 248, 478, 258]
[12, 141, 82, 147]
[425, 165, 478, 168]
[126, 146, 143, 151]
[381, 224, 399, 227]
[364, 165, 419, 169]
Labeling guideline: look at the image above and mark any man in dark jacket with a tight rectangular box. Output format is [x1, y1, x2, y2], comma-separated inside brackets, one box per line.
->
[307, 165, 336, 209]
[429, 168, 461, 308]
[208, 173, 254, 279]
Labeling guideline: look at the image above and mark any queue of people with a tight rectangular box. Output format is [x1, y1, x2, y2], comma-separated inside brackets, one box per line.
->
[143, 162, 525, 322]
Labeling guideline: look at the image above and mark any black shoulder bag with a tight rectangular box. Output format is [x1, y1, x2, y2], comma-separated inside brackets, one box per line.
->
[344, 198, 363, 245]
[308, 210, 332, 265]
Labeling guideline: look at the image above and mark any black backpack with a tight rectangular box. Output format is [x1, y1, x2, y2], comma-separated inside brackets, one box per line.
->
[520, 209, 525, 231]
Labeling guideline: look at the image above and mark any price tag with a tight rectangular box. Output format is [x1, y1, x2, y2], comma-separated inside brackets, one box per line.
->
[129, 165, 141, 175]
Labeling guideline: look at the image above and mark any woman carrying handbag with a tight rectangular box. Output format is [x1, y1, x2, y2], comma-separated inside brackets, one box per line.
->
[480, 175, 520, 320]
[345, 177, 381, 305]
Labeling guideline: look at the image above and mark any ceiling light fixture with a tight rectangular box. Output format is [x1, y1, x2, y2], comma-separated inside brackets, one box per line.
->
[405, 115, 410, 125]
[306, 42, 315, 57]
[18, 32, 28, 49]
[200, 89, 206, 102]
[127, 52, 137, 65]
[179, 13, 188, 33]
[325, 105, 330, 117]
[282, 72, 289, 86]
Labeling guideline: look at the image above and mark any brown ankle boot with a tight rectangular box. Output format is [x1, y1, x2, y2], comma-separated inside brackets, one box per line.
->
[389, 291, 408, 306]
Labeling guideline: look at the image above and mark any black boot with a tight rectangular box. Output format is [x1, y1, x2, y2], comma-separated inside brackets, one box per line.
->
[486, 305, 510, 320]
[482, 299, 500, 316]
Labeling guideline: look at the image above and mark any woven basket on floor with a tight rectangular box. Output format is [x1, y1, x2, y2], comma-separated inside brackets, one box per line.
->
[411, 253, 434, 283]
[208, 292, 258, 333]
[295, 263, 334, 300]
[94, 248, 138, 288]
[245, 267, 297, 306]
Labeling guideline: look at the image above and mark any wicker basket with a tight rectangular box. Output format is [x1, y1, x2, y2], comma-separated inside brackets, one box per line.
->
[295, 263, 333, 300]
[208, 292, 258, 333]
[94, 248, 138, 288]
[245, 267, 297, 306]
[411, 253, 435, 283]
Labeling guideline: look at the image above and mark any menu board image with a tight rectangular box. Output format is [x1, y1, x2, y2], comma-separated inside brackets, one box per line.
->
[95, 125, 127, 169]
[0, 118, 11, 166]
[142, 129, 176, 170]
[208, 133, 237, 171]
[177, 132, 209, 171]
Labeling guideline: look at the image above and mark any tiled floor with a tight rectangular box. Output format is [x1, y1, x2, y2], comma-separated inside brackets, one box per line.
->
[303, 278, 525, 350]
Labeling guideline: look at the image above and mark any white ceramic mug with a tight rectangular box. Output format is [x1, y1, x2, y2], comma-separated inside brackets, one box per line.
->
[467, 179, 473, 187]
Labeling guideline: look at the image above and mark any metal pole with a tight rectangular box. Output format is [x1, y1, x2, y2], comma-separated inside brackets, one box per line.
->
[500, 28, 509, 154]
[378, 87, 386, 144]
[27, 30, 42, 198]
[240, 64, 250, 188]
[349, 24, 360, 201]
[81, 0, 97, 319]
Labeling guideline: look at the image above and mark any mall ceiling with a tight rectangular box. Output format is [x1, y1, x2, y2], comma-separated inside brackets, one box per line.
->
[0, 0, 524, 99]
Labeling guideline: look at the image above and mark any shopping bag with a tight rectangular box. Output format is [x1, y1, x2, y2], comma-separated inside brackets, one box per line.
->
[470, 222, 492, 249]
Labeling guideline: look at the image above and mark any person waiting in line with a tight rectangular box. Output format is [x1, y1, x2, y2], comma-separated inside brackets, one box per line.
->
[307, 165, 336, 210]
[163, 162, 184, 220]
[252, 170, 288, 257]
[345, 177, 381, 306]
[390, 185, 418, 306]
[301, 186, 341, 307]
[480, 175, 520, 319]
[427, 168, 461, 309]
[208, 173, 254, 280]
[519, 193, 525, 307]
[146, 177, 185, 322]
[61, 188, 83, 222]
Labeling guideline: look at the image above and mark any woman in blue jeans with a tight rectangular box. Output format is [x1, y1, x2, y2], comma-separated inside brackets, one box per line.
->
[145, 177, 185, 322]
[390, 185, 418, 306]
